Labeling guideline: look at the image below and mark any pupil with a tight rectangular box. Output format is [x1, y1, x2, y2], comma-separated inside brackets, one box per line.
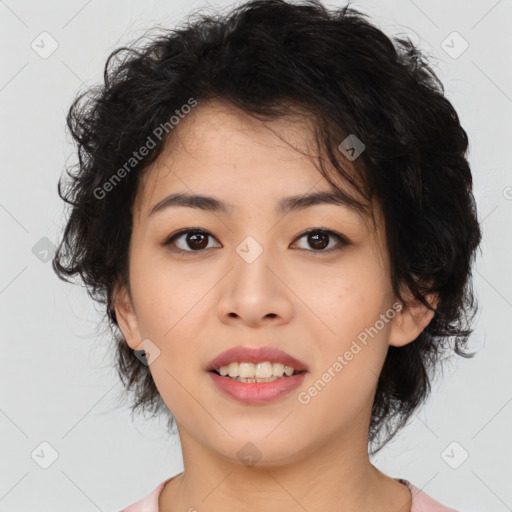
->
[309, 231, 329, 250]
[188, 232, 208, 250]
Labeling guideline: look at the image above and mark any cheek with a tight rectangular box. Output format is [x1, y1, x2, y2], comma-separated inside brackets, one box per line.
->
[295, 254, 391, 340]
[297, 306, 391, 433]
[130, 246, 213, 339]
[294, 252, 392, 400]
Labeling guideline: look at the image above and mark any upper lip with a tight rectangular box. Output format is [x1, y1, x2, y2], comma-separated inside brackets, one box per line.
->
[207, 345, 309, 372]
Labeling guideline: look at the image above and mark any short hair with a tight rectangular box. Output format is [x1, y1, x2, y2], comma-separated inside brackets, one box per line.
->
[52, 0, 482, 454]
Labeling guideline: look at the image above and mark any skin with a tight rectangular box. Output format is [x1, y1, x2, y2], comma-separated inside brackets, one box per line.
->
[113, 100, 436, 512]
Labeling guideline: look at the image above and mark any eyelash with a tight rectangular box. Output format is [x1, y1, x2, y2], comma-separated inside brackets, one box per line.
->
[161, 227, 351, 254]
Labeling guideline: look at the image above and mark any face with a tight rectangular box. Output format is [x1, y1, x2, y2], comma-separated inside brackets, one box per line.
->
[114, 100, 433, 467]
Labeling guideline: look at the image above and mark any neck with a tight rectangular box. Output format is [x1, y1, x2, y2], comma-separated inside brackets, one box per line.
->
[158, 426, 411, 512]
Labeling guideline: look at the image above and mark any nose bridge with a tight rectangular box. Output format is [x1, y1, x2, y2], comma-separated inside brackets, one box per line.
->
[217, 234, 293, 325]
[232, 235, 278, 296]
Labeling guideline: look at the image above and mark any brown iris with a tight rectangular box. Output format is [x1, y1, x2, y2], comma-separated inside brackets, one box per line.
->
[307, 230, 330, 250]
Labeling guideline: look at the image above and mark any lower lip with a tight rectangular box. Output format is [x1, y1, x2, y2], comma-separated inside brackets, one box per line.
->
[208, 371, 307, 404]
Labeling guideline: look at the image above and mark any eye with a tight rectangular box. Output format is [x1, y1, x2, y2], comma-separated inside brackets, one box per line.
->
[292, 228, 349, 252]
[162, 228, 221, 252]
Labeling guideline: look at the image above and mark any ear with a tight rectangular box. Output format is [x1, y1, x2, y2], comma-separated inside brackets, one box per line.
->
[112, 282, 143, 351]
[388, 287, 438, 348]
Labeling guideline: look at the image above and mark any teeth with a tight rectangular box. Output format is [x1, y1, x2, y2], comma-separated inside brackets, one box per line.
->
[227, 362, 238, 377]
[239, 362, 255, 378]
[217, 361, 297, 379]
[272, 363, 285, 377]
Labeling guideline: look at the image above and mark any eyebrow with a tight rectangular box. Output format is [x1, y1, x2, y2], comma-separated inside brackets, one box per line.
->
[148, 190, 369, 219]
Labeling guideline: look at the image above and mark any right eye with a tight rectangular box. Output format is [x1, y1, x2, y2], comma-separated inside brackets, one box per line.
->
[162, 228, 222, 252]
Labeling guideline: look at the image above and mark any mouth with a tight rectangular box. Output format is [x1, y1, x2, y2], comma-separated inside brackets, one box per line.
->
[205, 345, 308, 403]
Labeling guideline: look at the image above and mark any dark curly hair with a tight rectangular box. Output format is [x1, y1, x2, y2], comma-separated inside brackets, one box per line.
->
[52, 0, 482, 455]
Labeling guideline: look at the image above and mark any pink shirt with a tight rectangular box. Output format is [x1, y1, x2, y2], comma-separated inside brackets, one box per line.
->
[119, 475, 459, 511]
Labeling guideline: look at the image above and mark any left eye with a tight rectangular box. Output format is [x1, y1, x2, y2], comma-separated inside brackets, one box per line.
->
[293, 229, 348, 252]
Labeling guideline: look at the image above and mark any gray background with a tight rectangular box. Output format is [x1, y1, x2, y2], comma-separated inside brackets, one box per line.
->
[0, 0, 511, 510]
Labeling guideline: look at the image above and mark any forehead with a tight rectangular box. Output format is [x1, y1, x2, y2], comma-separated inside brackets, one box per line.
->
[170, 99, 312, 148]
[134, 100, 376, 228]
[158, 100, 323, 176]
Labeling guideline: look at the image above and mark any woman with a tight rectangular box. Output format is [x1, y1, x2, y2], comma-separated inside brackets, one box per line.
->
[53, 1, 481, 510]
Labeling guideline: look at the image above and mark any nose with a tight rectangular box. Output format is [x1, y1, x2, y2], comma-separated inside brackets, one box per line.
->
[216, 245, 295, 328]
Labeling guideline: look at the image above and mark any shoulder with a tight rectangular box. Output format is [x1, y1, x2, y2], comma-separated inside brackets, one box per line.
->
[118, 478, 169, 512]
[398, 479, 460, 512]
